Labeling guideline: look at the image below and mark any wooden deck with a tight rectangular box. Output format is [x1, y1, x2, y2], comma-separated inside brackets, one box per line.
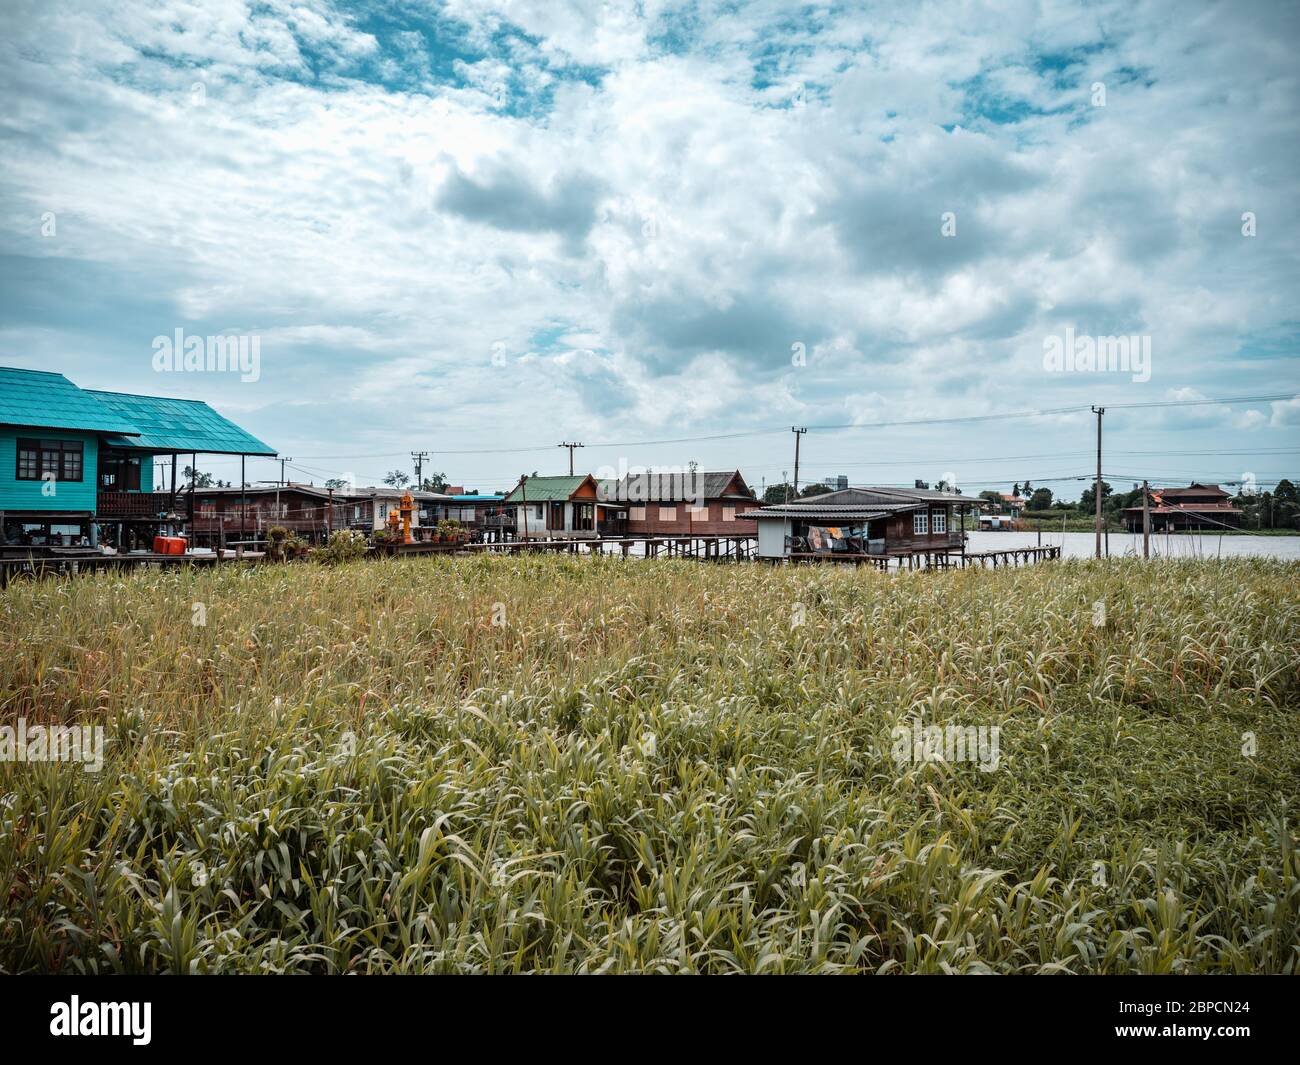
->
[0, 551, 235, 584]
[0, 539, 1062, 584]
[464, 535, 759, 560]
[786, 545, 1061, 570]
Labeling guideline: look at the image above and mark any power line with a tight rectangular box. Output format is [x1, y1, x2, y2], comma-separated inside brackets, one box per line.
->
[287, 391, 1295, 461]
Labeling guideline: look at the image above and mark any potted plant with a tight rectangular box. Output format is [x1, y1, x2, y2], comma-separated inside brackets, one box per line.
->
[266, 525, 290, 562]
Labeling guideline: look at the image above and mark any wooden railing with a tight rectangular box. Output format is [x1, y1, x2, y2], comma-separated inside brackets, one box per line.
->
[97, 492, 192, 519]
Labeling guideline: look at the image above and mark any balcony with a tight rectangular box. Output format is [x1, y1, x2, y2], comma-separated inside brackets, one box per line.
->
[97, 491, 192, 520]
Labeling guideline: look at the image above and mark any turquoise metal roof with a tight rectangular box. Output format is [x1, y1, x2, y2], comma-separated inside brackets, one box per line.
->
[503, 475, 591, 503]
[90, 390, 276, 456]
[0, 367, 141, 435]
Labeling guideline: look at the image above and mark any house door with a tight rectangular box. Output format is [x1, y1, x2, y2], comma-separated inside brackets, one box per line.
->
[549, 502, 565, 532]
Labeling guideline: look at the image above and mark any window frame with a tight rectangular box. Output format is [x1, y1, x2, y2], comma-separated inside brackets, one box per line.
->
[931, 508, 947, 534]
[659, 506, 677, 522]
[912, 510, 929, 536]
[16, 438, 84, 483]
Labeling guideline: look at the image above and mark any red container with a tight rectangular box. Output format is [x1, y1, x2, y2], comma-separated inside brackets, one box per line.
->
[153, 535, 187, 555]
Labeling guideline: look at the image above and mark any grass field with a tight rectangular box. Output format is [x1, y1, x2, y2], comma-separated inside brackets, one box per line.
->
[2, 555, 1298, 973]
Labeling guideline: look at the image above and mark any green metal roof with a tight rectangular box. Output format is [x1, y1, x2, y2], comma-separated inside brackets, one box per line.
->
[0, 367, 141, 435]
[90, 390, 276, 456]
[503, 475, 591, 503]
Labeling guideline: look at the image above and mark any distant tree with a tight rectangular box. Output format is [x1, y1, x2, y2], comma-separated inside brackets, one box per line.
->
[761, 482, 824, 503]
[421, 472, 450, 492]
[978, 490, 1002, 510]
[324, 478, 349, 490]
[1012, 482, 1021, 497]
[1078, 481, 1113, 513]
[383, 470, 410, 488]
[1273, 479, 1299, 529]
[1028, 487, 1054, 511]
[1022, 480, 1032, 496]
[1108, 483, 1145, 518]
[181, 466, 218, 489]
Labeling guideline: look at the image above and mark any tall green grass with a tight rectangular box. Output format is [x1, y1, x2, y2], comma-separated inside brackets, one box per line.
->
[2, 555, 1297, 973]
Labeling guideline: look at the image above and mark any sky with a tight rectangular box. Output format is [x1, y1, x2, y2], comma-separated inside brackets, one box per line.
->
[1, 0, 1297, 501]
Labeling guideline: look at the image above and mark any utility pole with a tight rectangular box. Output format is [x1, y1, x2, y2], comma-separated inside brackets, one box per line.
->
[327, 487, 334, 539]
[791, 427, 807, 500]
[1142, 479, 1150, 559]
[411, 451, 428, 491]
[557, 442, 584, 476]
[519, 474, 529, 542]
[278, 456, 293, 487]
[1091, 406, 1104, 559]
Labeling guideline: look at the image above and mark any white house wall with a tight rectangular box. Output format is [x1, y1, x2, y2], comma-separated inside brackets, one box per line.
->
[756, 517, 790, 557]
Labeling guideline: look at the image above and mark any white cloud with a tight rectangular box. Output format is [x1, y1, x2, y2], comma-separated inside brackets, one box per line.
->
[0, 0, 1296, 496]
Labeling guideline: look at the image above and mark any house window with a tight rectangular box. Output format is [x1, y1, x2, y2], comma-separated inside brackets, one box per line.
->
[913, 511, 929, 535]
[932, 509, 947, 534]
[17, 439, 83, 482]
[99, 451, 141, 491]
[629, 506, 647, 521]
[378, 504, 388, 519]
[659, 506, 676, 521]
[687, 505, 708, 520]
[722, 506, 736, 522]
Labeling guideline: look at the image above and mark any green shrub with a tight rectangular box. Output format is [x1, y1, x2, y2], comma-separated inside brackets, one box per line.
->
[314, 529, 369, 564]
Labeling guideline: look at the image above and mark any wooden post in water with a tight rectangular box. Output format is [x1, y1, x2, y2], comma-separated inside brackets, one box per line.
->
[1092, 405, 1104, 559]
[1142, 479, 1150, 560]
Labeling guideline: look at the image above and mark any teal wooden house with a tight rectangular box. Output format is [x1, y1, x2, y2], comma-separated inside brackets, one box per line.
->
[1, 366, 275, 547]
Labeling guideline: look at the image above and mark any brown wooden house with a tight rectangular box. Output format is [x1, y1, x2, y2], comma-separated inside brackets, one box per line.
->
[190, 483, 337, 546]
[743, 486, 978, 560]
[601, 469, 758, 536]
[1122, 483, 1242, 532]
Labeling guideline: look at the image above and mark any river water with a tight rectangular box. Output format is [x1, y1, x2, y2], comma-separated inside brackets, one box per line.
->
[963, 529, 1300, 561]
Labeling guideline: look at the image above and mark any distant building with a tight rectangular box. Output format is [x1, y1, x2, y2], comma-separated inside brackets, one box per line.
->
[191, 483, 334, 546]
[502, 475, 626, 539]
[601, 469, 758, 536]
[424, 493, 511, 538]
[998, 493, 1027, 518]
[822, 475, 849, 491]
[742, 485, 977, 559]
[1122, 483, 1242, 532]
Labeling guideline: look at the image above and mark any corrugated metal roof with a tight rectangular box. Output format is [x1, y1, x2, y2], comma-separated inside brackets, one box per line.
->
[0, 367, 141, 435]
[740, 503, 920, 520]
[1154, 484, 1228, 498]
[600, 470, 754, 502]
[92, 390, 276, 455]
[798, 486, 976, 506]
[342, 486, 451, 501]
[194, 483, 333, 501]
[503, 475, 590, 503]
